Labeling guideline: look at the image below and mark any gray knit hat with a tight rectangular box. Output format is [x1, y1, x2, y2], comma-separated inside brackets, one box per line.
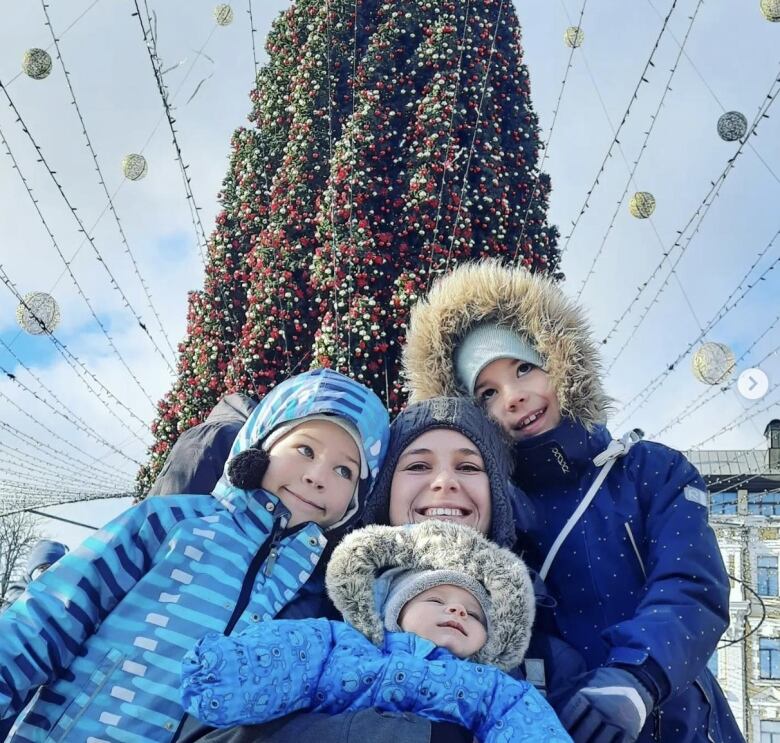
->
[361, 397, 519, 548]
[380, 568, 492, 638]
[454, 322, 544, 396]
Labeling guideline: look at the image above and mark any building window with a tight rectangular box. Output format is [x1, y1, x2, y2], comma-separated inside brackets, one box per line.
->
[748, 492, 780, 516]
[706, 652, 718, 677]
[710, 491, 737, 515]
[762, 719, 780, 743]
[759, 638, 780, 679]
[757, 556, 779, 596]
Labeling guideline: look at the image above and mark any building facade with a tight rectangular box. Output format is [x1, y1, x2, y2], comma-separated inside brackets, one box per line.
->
[686, 420, 780, 743]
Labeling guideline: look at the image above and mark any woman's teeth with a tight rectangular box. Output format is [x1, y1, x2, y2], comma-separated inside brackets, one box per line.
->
[421, 507, 467, 517]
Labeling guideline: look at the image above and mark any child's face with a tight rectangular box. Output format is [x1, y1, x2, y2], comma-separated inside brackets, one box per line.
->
[388, 428, 491, 535]
[473, 358, 561, 441]
[398, 584, 487, 658]
[261, 419, 360, 529]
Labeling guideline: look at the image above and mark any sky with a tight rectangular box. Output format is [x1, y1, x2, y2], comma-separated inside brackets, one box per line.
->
[0, 0, 778, 550]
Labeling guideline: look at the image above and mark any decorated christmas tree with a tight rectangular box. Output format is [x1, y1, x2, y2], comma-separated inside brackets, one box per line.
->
[137, 0, 560, 493]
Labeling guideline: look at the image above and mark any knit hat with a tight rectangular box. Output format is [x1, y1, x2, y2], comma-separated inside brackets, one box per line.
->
[361, 397, 518, 548]
[380, 568, 492, 638]
[326, 521, 536, 671]
[24, 539, 68, 580]
[454, 322, 544, 396]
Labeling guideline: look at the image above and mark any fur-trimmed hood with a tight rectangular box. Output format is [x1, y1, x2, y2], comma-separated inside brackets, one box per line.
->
[403, 260, 613, 429]
[326, 520, 535, 671]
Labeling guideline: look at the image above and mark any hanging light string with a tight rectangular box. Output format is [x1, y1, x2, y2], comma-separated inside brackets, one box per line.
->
[0, 486, 133, 520]
[644, 0, 780, 188]
[559, 0, 680, 254]
[444, 0, 508, 273]
[39, 0, 178, 368]
[575, 0, 703, 297]
[511, 0, 588, 267]
[424, 0, 472, 290]
[0, 416, 137, 484]
[611, 225, 780, 426]
[0, 87, 174, 396]
[600, 65, 780, 356]
[0, 267, 151, 436]
[650, 315, 780, 440]
[0, 458, 125, 496]
[25, 508, 100, 531]
[0, 123, 159, 412]
[0, 333, 139, 456]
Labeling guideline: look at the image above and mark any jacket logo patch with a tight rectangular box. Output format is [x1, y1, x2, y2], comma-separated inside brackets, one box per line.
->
[684, 486, 708, 508]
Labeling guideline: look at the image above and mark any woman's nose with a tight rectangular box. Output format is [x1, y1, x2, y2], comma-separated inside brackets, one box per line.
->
[431, 468, 458, 490]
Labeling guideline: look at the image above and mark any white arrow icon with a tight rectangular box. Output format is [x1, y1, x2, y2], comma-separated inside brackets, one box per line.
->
[737, 368, 769, 401]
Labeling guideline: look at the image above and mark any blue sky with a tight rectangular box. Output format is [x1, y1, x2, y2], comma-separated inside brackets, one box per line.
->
[0, 0, 778, 548]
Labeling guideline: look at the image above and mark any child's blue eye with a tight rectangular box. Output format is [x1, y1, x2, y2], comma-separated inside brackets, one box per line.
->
[334, 465, 353, 480]
[297, 445, 314, 458]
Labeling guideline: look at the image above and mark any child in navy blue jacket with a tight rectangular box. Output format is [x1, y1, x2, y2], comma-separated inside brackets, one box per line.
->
[402, 260, 744, 743]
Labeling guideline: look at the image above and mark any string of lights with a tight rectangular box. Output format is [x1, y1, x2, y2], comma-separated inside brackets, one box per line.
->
[0, 456, 123, 495]
[612, 225, 780, 426]
[0, 82, 174, 397]
[560, 0, 680, 254]
[691, 388, 780, 451]
[40, 0, 178, 368]
[0, 485, 133, 519]
[576, 0, 704, 298]
[512, 0, 588, 267]
[0, 121, 158, 411]
[600, 65, 780, 354]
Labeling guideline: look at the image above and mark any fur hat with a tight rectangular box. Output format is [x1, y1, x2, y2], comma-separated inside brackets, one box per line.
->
[361, 397, 518, 548]
[326, 520, 535, 671]
[403, 260, 614, 429]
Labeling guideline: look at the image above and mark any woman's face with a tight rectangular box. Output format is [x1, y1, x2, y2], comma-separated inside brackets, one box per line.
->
[388, 428, 491, 535]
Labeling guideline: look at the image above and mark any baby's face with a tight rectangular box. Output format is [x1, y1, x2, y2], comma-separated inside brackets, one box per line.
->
[398, 584, 487, 659]
[261, 419, 359, 528]
[474, 358, 561, 441]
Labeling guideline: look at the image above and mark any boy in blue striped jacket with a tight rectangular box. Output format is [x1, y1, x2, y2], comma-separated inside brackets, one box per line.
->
[0, 368, 389, 742]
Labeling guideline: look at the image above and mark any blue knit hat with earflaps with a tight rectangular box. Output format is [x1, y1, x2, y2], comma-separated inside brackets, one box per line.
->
[361, 397, 520, 548]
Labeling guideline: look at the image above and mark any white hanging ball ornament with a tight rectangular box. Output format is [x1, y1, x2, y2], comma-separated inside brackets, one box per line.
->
[628, 191, 656, 219]
[760, 0, 780, 21]
[691, 342, 736, 385]
[16, 292, 61, 335]
[122, 153, 148, 181]
[22, 49, 52, 80]
[214, 4, 234, 25]
[564, 26, 585, 48]
[717, 111, 748, 141]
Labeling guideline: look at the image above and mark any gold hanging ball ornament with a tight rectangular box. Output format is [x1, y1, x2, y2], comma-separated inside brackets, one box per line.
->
[760, 0, 780, 21]
[564, 26, 585, 48]
[717, 111, 748, 142]
[628, 191, 656, 219]
[122, 153, 148, 181]
[214, 4, 234, 25]
[22, 48, 52, 80]
[16, 292, 61, 335]
[691, 342, 736, 386]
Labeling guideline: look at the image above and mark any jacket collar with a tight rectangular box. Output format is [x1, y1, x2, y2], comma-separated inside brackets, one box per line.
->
[383, 631, 442, 659]
[511, 417, 613, 487]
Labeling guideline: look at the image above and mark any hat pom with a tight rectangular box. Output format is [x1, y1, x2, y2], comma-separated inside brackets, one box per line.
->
[227, 447, 269, 490]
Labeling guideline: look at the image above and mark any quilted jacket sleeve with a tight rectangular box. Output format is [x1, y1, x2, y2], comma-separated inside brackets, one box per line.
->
[0, 499, 180, 720]
[601, 445, 730, 700]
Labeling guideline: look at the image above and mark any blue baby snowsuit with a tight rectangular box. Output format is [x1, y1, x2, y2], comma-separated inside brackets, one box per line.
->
[0, 368, 389, 742]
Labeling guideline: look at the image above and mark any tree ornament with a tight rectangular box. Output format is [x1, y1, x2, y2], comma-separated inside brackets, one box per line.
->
[214, 4, 234, 25]
[564, 27, 585, 48]
[122, 153, 148, 181]
[760, 0, 780, 21]
[717, 111, 748, 141]
[22, 49, 52, 80]
[16, 292, 61, 334]
[628, 191, 656, 219]
[692, 342, 736, 385]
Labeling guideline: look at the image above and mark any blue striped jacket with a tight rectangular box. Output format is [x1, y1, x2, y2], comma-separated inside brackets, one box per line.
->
[0, 369, 389, 742]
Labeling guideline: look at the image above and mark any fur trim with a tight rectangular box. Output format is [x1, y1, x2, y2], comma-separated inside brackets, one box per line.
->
[403, 260, 614, 429]
[326, 521, 535, 671]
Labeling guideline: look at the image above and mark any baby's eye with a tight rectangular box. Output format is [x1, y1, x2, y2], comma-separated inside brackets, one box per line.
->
[297, 444, 314, 458]
[468, 611, 484, 623]
[426, 596, 444, 604]
[516, 362, 534, 376]
[334, 465, 353, 480]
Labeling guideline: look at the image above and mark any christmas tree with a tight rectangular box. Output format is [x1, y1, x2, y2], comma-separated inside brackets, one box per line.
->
[137, 0, 559, 493]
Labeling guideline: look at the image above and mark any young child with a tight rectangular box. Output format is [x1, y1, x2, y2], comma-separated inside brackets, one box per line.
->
[181, 520, 572, 743]
[0, 368, 389, 742]
[402, 260, 744, 743]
